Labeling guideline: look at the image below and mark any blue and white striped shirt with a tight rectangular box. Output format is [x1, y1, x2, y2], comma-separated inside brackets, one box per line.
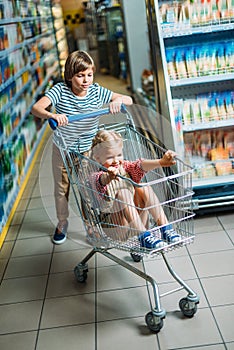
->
[45, 82, 113, 152]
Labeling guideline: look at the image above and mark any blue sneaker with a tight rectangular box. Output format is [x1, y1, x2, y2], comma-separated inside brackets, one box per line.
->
[138, 231, 166, 249]
[52, 220, 68, 245]
[161, 224, 181, 243]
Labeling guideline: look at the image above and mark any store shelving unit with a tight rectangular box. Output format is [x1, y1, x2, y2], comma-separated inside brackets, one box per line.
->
[0, 0, 63, 246]
[51, 1, 69, 76]
[144, 0, 234, 212]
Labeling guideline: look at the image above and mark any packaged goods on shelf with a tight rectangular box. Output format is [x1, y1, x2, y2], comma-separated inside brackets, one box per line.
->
[173, 90, 234, 127]
[159, 0, 234, 28]
[184, 128, 234, 178]
[166, 40, 234, 80]
[0, 0, 67, 240]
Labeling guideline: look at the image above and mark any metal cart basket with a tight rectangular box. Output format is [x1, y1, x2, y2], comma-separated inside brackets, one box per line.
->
[50, 105, 199, 333]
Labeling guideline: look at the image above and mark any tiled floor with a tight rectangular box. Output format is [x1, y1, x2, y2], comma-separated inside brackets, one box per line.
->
[1, 75, 234, 350]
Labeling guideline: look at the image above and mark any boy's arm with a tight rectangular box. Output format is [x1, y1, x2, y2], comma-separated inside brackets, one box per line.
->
[109, 92, 133, 114]
[31, 96, 68, 127]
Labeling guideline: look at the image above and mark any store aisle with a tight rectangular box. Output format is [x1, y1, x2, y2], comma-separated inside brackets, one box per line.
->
[0, 75, 234, 350]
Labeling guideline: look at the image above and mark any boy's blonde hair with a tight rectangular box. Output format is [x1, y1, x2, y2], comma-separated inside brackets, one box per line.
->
[91, 130, 123, 160]
[64, 50, 96, 88]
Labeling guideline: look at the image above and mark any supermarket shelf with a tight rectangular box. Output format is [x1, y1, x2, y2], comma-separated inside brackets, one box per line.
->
[170, 73, 234, 87]
[162, 22, 234, 38]
[0, 0, 66, 246]
[144, 0, 234, 212]
[193, 174, 234, 188]
[183, 119, 234, 132]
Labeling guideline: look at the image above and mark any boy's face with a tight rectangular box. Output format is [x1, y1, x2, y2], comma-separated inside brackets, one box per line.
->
[95, 141, 124, 168]
[70, 67, 94, 96]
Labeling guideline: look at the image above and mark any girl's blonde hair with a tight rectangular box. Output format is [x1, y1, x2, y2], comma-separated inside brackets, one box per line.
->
[64, 50, 96, 88]
[91, 130, 123, 160]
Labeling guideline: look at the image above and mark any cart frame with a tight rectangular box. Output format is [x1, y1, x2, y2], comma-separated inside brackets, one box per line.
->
[50, 105, 199, 333]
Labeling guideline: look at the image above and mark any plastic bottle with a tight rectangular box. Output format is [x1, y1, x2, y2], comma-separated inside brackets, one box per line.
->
[196, 45, 210, 76]
[185, 48, 197, 77]
[224, 42, 234, 73]
[166, 49, 177, 79]
[208, 94, 219, 121]
[175, 49, 187, 79]
[209, 44, 218, 75]
[217, 43, 227, 74]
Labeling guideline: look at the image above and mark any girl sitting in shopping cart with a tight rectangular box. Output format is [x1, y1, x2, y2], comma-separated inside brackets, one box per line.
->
[88, 129, 181, 249]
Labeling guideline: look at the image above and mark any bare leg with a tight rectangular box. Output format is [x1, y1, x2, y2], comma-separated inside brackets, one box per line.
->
[134, 186, 168, 226]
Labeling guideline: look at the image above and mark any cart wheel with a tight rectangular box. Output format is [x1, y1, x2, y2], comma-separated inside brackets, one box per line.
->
[130, 252, 142, 262]
[145, 311, 164, 333]
[74, 265, 88, 283]
[179, 297, 198, 318]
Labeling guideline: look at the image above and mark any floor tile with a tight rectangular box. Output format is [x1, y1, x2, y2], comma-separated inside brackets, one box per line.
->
[40, 294, 95, 328]
[0, 275, 47, 303]
[194, 216, 223, 234]
[0, 331, 37, 350]
[188, 230, 233, 255]
[158, 308, 222, 349]
[97, 286, 150, 322]
[37, 324, 95, 350]
[50, 248, 95, 274]
[218, 213, 234, 229]
[0, 259, 8, 280]
[17, 220, 54, 239]
[180, 345, 226, 350]
[0, 241, 14, 259]
[152, 278, 207, 312]
[226, 228, 234, 244]
[46, 270, 95, 298]
[0, 300, 43, 334]
[4, 254, 51, 278]
[201, 275, 234, 306]
[212, 305, 234, 343]
[11, 236, 53, 257]
[144, 253, 198, 284]
[97, 264, 146, 291]
[226, 342, 234, 350]
[22, 207, 51, 225]
[4, 224, 20, 241]
[97, 317, 158, 350]
[191, 250, 234, 278]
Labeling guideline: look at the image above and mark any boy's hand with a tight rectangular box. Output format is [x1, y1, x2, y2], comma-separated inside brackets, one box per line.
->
[53, 114, 68, 127]
[109, 98, 122, 114]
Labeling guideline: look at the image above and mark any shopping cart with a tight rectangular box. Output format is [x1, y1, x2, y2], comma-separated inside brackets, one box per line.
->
[49, 105, 199, 333]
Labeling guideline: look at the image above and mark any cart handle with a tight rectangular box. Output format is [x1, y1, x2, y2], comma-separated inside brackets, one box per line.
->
[48, 104, 128, 130]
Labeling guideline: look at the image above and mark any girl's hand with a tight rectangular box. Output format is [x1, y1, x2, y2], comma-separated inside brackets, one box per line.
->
[159, 150, 177, 167]
[107, 166, 120, 181]
[53, 114, 68, 127]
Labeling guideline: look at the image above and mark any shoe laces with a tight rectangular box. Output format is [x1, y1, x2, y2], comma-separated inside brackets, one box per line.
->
[164, 228, 177, 237]
[144, 234, 161, 244]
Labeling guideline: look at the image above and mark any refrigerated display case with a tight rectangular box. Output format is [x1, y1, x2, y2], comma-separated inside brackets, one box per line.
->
[144, 0, 234, 212]
[0, 0, 63, 246]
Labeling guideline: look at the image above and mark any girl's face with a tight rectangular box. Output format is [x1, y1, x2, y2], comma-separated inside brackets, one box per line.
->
[70, 67, 94, 96]
[96, 143, 124, 168]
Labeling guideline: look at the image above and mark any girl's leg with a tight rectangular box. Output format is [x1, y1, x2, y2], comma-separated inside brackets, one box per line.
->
[134, 186, 168, 226]
[102, 188, 167, 248]
[134, 186, 181, 243]
[114, 188, 146, 232]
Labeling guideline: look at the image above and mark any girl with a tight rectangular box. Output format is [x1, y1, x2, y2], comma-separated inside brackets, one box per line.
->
[89, 130, 181, 249]
[31, 50, 133, 244]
